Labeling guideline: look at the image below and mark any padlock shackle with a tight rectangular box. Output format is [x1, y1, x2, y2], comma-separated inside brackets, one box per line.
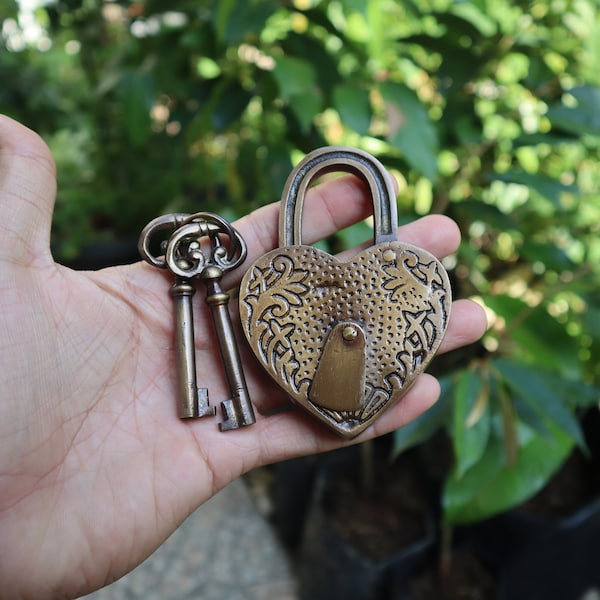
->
[279, 146, 398, 247]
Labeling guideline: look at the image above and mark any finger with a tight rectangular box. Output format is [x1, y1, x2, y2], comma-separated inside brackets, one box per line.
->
[438, 299, 488, 354]
[234, 174, 375, 264]
[0, 115, 56, 266]
[252, 373, 441, 465]
[230, 194, 459, 290]
[335, 213, 461, 262]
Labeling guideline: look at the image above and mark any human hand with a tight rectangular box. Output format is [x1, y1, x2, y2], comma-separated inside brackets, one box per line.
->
[0, 115, 486, 598]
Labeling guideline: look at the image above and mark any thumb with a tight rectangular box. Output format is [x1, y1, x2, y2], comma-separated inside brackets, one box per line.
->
[0, 115, 56, 266]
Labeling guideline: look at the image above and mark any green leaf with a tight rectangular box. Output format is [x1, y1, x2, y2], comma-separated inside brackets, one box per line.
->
[263, 145, 293, 201]
[493, 358, 587, 450]
[210, 80, 252, 132]
[547, 85, 600, 137]
[273, 56, 322, 131]
[443, 420, 573, 524]
[214, 0, 277, 44]
[453, 199, 519, 232]
[273, 56, 317, 101]
[520, 241, 576, 271]
[340, 0, 368, 16]
[333, 83, 372, 135]
[380, 82, 439, 180]
[583, 303, 600, 341]
[0, 0, 17, 20]
[118, 71, 154, 147]
[289, 90, 323, 132]
[281, 33, 341, 96]
[392, 376, 452, 458]
[453, 369, 491, 478]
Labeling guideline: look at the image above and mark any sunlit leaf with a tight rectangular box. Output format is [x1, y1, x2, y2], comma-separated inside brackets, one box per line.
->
[449, 2, 497, 37]
[452, 369, 491, 478]
[340, 0, 368, 16]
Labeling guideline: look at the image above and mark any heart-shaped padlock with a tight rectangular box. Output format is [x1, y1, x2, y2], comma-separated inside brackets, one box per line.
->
[239, 147, 452, 438]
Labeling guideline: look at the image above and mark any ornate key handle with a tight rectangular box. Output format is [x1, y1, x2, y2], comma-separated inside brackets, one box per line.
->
[138, 212, 246, 274]
[138, 212, 191, 269]
[280, 146, 398, 247]
[164, 213, 247, 279]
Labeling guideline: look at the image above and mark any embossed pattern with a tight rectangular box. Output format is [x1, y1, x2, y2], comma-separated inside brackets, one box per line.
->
[239, 242, 451, 438]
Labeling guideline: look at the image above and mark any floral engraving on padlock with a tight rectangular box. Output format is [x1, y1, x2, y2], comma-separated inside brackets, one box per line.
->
[239, 147, 452, 439]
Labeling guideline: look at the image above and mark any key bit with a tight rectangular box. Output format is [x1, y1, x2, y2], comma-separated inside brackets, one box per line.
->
[202, 266, 256, 430]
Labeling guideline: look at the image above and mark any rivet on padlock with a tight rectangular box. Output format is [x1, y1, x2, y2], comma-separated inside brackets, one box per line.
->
[239, 147, 452, 439]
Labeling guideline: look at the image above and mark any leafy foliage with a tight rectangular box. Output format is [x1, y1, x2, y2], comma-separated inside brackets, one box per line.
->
[2, 0, 599, 524]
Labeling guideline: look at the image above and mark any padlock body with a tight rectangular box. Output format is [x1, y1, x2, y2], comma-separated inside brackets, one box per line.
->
[239, 241, 451, 438]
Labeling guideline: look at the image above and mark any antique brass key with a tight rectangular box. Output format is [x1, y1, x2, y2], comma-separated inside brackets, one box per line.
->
[165, 215, 255, 430]
[169, 274, 215, 419]
[139, 212, 255, 429]
[138, 213, 214, 419]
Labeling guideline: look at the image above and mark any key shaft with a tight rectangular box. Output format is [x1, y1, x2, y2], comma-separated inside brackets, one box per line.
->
[170, 277, 216, 419]
[202, 267, 256, 430]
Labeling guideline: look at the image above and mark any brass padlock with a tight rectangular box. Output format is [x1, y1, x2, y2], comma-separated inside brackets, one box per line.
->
[239, 147, 452, 438]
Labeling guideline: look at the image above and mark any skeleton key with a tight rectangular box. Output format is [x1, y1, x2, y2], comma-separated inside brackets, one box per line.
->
[138, 213, 215, 419]
[170, 275, 215, 418]
[165, 214, 256, 430]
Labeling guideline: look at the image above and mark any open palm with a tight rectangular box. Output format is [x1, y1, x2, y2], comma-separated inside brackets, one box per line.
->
[0, 116, 486, 599]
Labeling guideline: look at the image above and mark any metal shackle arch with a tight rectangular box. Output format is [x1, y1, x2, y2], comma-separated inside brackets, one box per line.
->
[279, 146, 399, 247]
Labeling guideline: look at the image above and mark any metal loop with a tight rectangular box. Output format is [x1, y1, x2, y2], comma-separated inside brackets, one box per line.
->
[279, 146, 398, 247]
[165, 213, 247, 279]
[138, 213, 191, 268]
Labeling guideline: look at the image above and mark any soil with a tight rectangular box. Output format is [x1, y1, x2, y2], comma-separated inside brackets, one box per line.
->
[408, 549, 497, 600]
[322, 450, 429, 561]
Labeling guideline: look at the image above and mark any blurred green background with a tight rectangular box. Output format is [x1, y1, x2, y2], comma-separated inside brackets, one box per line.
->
[1, 0, 599, 526]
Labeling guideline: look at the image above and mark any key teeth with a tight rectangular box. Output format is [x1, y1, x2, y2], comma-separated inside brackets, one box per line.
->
[196, 388, 216, 418]
[219, 398, 256, 431]
[219, 399, 239, 431]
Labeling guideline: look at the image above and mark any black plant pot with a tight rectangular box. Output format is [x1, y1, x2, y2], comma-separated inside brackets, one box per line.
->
[273, 455, 321, 549]
[497, 497, 600, 600]
[454, 429, 600, 600]
[298, 446, 435, 600]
